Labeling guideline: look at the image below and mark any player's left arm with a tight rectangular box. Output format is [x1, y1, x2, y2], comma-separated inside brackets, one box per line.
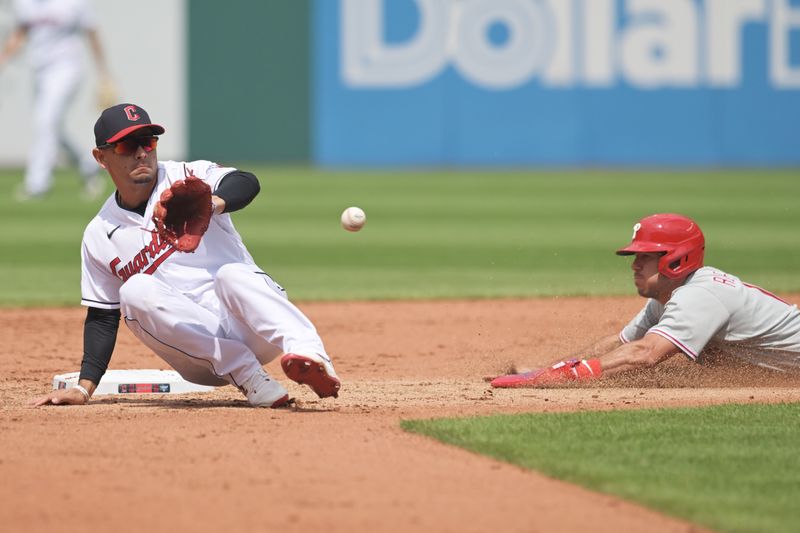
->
[594, 333, 683, 377]
[153, 165, 260, 251]
[0, 27, 27, 68]
[491, 334, 681, 388]
[212, 171, 260, 214]
[570, 290, 718, 378]
[85, 29, 110, 76]
[85, 28, 118, 109]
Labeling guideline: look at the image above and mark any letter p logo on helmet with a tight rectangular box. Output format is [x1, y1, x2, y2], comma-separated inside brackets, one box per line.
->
[616, 214, 705, 280]
[631, 222, 641, 240]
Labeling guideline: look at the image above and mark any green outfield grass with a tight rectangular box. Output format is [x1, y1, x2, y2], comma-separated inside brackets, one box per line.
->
[403, 403, 800, 533]
[0, 167, 798, 306]
[3, 167, 798, 531]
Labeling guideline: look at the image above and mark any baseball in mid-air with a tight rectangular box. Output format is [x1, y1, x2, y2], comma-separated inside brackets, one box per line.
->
[341, 206, 366, 232]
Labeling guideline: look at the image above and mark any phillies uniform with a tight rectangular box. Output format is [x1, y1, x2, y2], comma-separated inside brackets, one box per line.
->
[81, 159, 332, 390]
[620, 266, 800, 370]
[12, 0, 99, 196]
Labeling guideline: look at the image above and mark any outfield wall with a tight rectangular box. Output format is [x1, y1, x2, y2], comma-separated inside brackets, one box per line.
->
[187, 1, 311, 163]
[0, 0, 798, 167]
[314, 0, 800, 166]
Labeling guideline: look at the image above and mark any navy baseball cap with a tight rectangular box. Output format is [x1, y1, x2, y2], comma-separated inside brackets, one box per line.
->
[94, 103, 165, 146]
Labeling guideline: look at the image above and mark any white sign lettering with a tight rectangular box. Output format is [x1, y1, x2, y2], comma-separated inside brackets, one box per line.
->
[341, 0, 800, 90]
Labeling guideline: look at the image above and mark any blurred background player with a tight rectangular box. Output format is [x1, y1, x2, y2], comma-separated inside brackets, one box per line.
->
[492, 213, 800, 387]
[0, 0, 114, 200]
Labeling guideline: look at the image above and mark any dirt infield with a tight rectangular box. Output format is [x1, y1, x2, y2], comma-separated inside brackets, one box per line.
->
[2, 297, 799, 533]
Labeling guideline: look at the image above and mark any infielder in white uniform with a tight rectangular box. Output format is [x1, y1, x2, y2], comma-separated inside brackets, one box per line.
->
[0, 0, 111, 200]
[33, 103, 341, 407]
[492, 213, 800, 387]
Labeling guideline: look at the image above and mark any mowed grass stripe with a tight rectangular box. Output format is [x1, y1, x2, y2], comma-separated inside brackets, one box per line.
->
[1, 168, 798, 305]
[402, 403, 800, 533]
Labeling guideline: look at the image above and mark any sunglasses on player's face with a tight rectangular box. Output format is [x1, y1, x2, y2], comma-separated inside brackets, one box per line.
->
[99, 135, 158, 156]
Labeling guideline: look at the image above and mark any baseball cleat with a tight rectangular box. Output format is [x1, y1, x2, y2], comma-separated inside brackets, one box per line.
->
[280, 353, 341, 398]
[267, 394, 291, 408]
[240, 367, 291, 408]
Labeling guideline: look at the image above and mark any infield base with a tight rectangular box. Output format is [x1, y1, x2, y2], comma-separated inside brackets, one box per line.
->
[53, 369, 216, 395]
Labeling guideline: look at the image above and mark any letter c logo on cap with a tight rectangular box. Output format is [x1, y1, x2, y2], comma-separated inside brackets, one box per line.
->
[124, 105, 140, 121]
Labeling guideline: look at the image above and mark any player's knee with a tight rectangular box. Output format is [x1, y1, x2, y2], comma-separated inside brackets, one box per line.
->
[215, 263, 287, 301]
[216, 263, 246, 281]
[119, 274, 158, 311]
[215, 263, 253, 291]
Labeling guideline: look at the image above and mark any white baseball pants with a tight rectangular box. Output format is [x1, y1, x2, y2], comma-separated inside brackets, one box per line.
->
[119, 263, 329, 389]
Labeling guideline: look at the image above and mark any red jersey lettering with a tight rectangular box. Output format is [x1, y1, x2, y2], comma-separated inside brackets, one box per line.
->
[109, 231, 173, 281]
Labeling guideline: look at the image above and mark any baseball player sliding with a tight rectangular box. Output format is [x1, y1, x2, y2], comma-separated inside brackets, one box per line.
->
[493, 213, 800, 387]
[33, 103, 340, 407]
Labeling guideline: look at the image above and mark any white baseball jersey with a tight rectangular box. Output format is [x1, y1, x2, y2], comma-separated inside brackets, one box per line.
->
[13, 0, 96, 70]
[81, 160, 258, 310]
[620, 266, 800, 368]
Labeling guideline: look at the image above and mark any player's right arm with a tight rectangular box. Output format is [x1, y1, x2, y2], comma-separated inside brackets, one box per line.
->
[78, 306, 121, 390]
[30, 378, 95, 406]
[31, 307, 120, 407]
[32, 219, 125, 407]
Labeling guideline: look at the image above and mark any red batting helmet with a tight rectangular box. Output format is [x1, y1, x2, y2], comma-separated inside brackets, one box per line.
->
[616, 214, 705, 279]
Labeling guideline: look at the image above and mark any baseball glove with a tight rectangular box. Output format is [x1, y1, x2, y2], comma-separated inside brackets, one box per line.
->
[490, 358, 602, 388]
[152, 170, 212, 252]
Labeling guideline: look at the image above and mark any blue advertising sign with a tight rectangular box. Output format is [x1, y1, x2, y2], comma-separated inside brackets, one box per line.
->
[314, 0, 800, 166]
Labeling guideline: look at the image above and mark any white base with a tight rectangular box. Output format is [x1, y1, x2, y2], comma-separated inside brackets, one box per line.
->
[53, 369, 216, 396]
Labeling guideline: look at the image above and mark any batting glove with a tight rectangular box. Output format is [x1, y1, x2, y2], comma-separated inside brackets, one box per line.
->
[490, 358, 602, 388]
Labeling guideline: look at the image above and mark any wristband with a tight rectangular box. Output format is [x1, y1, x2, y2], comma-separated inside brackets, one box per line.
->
[74, 384, 90, 402]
